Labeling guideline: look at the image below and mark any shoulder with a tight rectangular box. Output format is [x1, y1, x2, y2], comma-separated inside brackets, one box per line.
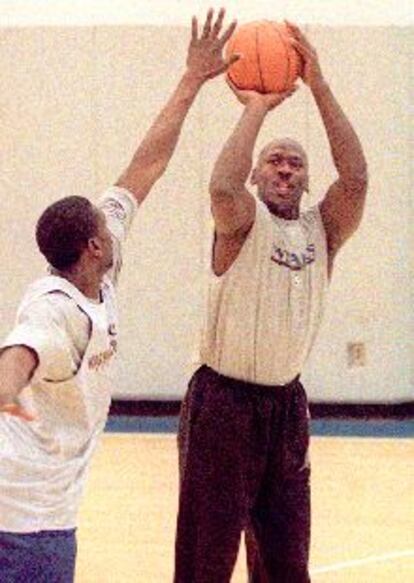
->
[247, 199, 273, 236]
[232, 199, 281, 252]
[254, 199, 271, 221]
[98, 185, 137, 213]
[3, 293, 76, 365]
[101, 276, 116, 302]
[300, 204, 322, 224]
[97, 186, 138, 285]
[97, 186, 138, 241]
[212, 200, 272, 276]
[300, 204, 327, 239]
[19, 276, 90, 319]
[17, 291, 87, 332]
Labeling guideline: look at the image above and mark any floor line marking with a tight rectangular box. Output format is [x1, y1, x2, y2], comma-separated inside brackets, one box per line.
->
[311, 549, 414, 574]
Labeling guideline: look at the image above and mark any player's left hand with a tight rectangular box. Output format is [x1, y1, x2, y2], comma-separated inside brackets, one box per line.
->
[285, 21, 324, 90]
[226, 78, 298, 111]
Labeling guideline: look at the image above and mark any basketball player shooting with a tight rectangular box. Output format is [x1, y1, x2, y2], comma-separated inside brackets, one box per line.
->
[0, 10, 238, 582]
[174, 20, 368, 583]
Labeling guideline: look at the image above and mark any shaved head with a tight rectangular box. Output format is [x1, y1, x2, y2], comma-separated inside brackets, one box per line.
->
[253, 137, 310, 197]
[250, 137, 310, 218]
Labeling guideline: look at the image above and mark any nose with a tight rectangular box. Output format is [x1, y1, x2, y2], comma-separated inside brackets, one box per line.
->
[277, 169, 292, 180]
[277, 160, 292, 173]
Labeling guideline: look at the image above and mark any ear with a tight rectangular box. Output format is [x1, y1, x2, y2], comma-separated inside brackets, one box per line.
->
[88, 237, 103, 258]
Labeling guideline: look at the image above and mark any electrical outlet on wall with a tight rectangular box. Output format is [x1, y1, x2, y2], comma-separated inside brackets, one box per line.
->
[347, 342, 366, 367]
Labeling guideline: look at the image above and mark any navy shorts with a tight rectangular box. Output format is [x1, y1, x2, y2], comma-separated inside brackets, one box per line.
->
[0, 528, 77, 583]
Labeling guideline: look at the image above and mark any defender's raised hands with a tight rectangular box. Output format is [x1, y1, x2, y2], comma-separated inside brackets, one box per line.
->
[187, 8, 239, 82]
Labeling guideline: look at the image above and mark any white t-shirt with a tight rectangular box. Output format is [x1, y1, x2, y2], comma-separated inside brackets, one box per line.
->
[2, 186, 137, 381]
[0, 186, 137, 532]
[199, 200, 328, 386]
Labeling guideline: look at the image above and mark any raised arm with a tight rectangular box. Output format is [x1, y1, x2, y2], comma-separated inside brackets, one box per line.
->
[209, 84, 295, 274]
[287, 22, 368, 265]
[0, 346, 37, 420]
[116, 8, 238, 204]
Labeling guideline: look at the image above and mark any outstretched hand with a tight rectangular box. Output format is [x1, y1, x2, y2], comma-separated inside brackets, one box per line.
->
[226, 78, 298, 112]
[186, 8, 239, 82]
[285, 21, 324, 90]
[0, 402, 35, 422]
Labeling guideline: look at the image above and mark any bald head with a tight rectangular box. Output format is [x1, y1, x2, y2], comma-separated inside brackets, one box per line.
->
[251, 138, 310, 218]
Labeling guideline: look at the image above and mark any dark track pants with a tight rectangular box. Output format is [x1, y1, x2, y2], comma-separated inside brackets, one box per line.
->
[174, 365, 311, 583]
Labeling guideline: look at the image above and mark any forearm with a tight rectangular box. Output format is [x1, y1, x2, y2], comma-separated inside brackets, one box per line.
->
[312, 80, 367, 188]
[0, 346, 37, 407]
[210, 103, 268, 196]
[116, 71, 204, 201]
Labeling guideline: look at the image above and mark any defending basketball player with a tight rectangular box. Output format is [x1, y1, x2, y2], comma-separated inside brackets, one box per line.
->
[174, 21, 368, 583]
[0, 10, 238, 582]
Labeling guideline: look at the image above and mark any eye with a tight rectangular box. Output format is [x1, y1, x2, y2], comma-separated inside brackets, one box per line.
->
[289, 158, 303, 170]
[269, 156, 282, 166]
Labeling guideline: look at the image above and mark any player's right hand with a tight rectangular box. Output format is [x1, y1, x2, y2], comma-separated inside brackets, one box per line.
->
[0, 402, 35, 421]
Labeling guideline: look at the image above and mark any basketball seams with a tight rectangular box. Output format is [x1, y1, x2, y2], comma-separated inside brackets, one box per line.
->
[271, 21, 290, 92]
[255, 23, 265, 93]
[283, 26, 294, 89]
[282, 22, 301, 87]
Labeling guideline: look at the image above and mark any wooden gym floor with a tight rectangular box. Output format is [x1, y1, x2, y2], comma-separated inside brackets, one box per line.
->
[75, 427, 413, 582]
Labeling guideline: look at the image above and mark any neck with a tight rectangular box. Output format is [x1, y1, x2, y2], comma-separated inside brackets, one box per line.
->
[265, 201, 300, 220]
[51, 266, 102, 301]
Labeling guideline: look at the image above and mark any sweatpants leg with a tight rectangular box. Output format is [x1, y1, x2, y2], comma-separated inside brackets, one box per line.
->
[246, 381, 311, 583]
[174, 367, 265, 583]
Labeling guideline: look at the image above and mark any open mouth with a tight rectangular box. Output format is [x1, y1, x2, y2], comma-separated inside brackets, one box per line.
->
[274, 182, 292, 196]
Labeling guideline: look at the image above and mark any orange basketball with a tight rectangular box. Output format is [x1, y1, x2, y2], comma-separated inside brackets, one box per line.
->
[225, 21, 302, 93]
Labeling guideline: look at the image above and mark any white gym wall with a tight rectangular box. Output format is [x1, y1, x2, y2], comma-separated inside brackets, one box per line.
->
[0, 2, 412, 402]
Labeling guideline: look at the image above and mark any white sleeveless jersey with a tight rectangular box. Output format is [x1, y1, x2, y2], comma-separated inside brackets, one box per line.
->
[200, 200, 328, 386]
[0, 276, 118, 531]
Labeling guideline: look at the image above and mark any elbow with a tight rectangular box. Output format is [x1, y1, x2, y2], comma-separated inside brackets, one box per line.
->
[348, 167, 369, 230]
[209, 174, 244, 202]
[358, 161, 369, 191]
[209, 176, 232, 201]
[346, 163, 369, 196]
[357, 155, 369, 188]
[354, 173, 368, 198]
